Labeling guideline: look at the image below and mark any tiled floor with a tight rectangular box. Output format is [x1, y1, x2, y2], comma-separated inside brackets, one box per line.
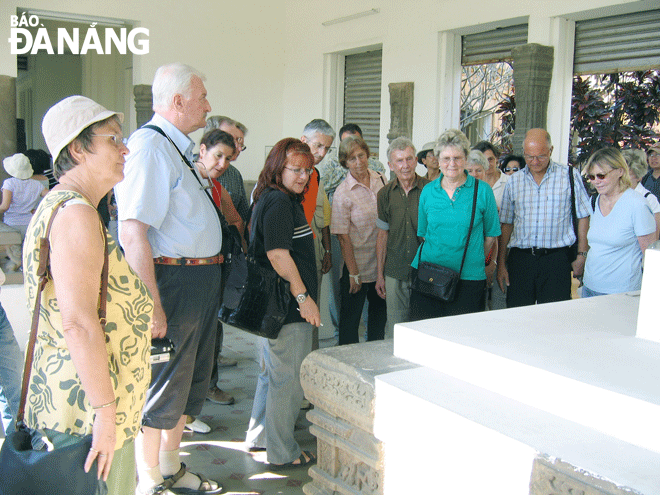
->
[0, 277, 322, 495]
[176, 325, 319, 495]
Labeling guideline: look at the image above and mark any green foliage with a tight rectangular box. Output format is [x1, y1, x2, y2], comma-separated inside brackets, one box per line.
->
[494, 91, 515, 155]
[570, 70, 660, 166]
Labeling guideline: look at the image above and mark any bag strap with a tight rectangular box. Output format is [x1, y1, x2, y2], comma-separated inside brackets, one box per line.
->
[418, 179, 479, 277]
[142, 124, 228, 230]
[568, 166, 579, 240]
[15, 199, 109, 428]
[457, 179, 479, 276]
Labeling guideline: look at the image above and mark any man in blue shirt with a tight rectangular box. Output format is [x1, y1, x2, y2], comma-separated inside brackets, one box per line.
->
[116, 63, 224, 495]
[497, 128, 590, 307]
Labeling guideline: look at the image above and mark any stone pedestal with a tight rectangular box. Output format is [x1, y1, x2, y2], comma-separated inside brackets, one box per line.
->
[300, 341, 418, 495]
[511, 44, 554, 154]
[302, 292, 660, 494]
[134, 84, 153, 129]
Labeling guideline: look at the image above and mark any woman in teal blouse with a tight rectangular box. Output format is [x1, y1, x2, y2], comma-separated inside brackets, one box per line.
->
[409, 129, 501, 320]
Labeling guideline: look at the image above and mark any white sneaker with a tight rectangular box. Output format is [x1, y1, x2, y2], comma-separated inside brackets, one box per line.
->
[185, 416, 211, 434]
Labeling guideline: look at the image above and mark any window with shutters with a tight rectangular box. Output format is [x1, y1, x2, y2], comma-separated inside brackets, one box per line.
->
[343, 49, 382, 155]
[460, 24, 527, 152]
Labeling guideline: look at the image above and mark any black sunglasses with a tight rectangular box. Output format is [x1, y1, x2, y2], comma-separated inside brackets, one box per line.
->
[504, 167, 519, 173]
[586, 170, 614, 181]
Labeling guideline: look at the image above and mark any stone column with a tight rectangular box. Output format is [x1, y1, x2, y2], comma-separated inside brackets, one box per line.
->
[511, 43, 554, 154]
[134, 84, 153, 128]
[0, 76, 17, 168]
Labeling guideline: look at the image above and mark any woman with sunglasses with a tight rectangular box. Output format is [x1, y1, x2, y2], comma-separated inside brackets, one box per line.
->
[582, 147, 656, 298]
[500, 155, 526, 175]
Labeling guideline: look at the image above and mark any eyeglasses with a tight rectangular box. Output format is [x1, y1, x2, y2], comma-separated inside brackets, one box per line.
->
[586, 169, 615, 182]
[93, 134, 124, 146]
[648, 152, 660, 159]
[440, 156, 465, 164]
[523, 154, 550, 162]
[284, 167, 312, 176]
[504, 167, 520, 173]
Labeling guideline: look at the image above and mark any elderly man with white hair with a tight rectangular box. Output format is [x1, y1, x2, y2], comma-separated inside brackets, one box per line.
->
[375, 137, 429, 338]
[115, 62, 224, 495]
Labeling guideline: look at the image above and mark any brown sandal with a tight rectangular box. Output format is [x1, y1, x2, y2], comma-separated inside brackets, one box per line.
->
[270, 450, 316, 471]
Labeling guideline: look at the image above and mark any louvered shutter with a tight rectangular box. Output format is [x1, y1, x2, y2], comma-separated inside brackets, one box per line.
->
[574, 10, 660, 75]
[461, 24, 528, 65]
[344, 49, 382, 152]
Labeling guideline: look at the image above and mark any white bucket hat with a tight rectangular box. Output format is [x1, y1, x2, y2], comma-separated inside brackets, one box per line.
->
[3, 153, 33, 180]
[42, 95, 124, 163]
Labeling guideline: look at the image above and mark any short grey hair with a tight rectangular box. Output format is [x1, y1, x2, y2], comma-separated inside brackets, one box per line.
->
[152, 63, 206, 112]
[204, 115, 248, 135]
[435, 129, 470, 159]
[466, 150, 488, 171]
[302, 119, 335, 139]
[621, 148, 648, 180]
[387, 137, 416, 162]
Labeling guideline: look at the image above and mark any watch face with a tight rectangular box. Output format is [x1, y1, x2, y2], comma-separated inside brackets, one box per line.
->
[297, 294, 306, 303]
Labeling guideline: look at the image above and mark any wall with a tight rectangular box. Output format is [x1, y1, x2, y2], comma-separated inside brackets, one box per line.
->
[1, 0, 286, 180]
[281, 0, 652, 162]
[1, 0, 653, 178]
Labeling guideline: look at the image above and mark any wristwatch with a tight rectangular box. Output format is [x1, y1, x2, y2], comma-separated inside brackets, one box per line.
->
[296, 292, 309, 304]
[578, 251, 588, 258]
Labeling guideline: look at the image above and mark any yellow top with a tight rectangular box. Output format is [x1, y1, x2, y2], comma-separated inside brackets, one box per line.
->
[23, 190, 153, 449]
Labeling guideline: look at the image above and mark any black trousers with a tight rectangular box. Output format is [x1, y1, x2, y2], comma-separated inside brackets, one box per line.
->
[409, 278, 486, 321]
[505, 247, 572, 308]
[338, 266, 387, 345]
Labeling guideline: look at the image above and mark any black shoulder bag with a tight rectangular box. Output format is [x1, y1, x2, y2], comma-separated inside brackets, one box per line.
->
[0, 199, 109, 495]
[219, 191, 292, 339]
[411, 180, 479, 302]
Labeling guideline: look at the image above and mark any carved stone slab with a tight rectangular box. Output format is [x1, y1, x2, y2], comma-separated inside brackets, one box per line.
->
[387, 82, 414, 142]
[530, 456, 641, 495]
[301, 341, 418, 495]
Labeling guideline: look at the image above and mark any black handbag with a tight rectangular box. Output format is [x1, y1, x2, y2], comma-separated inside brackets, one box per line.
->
[0, 199, 108, 495]
[412, 180, 479, 302]
[219, 194, 292, 339]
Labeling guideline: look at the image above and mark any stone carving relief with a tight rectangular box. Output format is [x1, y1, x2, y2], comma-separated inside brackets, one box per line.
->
[301, 362, 372, 412]
[337, 451, 380, 494]
[387, 82, 414, 143]
[530, 458, 631, 495]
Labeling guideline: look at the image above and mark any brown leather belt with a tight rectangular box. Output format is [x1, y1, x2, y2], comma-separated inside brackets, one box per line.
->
[153, 255, 224, 266]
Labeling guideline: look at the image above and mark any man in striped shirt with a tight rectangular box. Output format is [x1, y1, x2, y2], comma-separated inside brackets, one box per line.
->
[497, 129, 590, 307]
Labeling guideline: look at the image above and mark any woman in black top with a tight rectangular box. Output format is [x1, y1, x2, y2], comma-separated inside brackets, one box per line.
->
[245, 138, 319, 470]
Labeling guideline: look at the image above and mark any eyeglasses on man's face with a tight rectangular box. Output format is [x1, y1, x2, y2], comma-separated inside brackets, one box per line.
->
[523, 153, 550, 163]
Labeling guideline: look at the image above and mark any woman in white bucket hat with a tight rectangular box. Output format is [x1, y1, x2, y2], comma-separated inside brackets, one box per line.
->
[21, 95, 153, 495]
[0, 152, 47, 271]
